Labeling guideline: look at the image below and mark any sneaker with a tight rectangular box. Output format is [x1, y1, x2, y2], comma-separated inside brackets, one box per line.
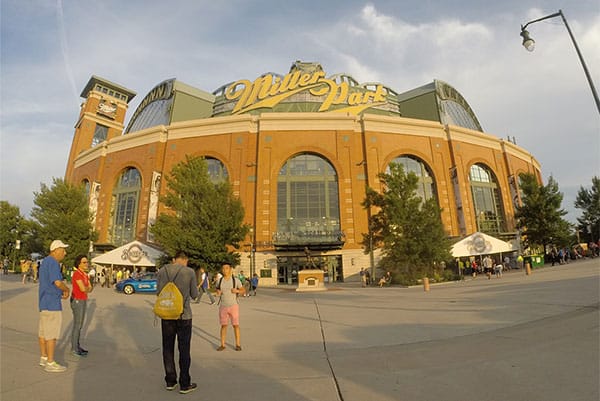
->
[216, 345, 225, 351]
[71, 350, 86, 357]
[44, 361, 66, 373]
[39, 356, 48, 367]
[78, 347, 89, 355]
[235, 345, 242, 351]
[165, 383, 177, 391]
[179, 383, 197, 394]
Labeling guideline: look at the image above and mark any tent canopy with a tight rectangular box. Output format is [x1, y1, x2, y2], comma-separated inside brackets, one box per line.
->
[451, 232, 513, 258]
[91, 240, 164, 267]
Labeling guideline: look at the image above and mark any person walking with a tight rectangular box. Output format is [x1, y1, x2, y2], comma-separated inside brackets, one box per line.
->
[156, 251, 198, 394]
[483, 255, 493, 279]
[22, 259, 31, 284]
[360, 268, 366, 287]
[38, 240, 71, 373]
[70, 255, 93, 357]
[250, 273, 259, 296]
[215, 263, 244, 351]
[196, 267, 215, 304]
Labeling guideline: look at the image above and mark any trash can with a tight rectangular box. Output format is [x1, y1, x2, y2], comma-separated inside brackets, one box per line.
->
[531, 254, 544, 268]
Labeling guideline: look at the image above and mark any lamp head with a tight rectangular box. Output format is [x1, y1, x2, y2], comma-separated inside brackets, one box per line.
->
[520, 29, 535, 52]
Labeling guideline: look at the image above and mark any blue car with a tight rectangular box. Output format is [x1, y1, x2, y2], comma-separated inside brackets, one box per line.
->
[115, 273, 157, 295]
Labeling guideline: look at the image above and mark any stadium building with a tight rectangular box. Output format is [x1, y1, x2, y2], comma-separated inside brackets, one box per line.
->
[65, 61, 540, 284]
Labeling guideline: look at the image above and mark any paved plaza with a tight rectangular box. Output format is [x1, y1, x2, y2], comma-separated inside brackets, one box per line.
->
[1, 259, 598, 401]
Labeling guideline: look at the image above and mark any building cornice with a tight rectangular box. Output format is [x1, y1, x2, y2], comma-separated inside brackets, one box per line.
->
[258, 112, 360, 132]
[447, 125, 502, 151]
[167, 114, 257, 140]
[361, 114, 446, 138]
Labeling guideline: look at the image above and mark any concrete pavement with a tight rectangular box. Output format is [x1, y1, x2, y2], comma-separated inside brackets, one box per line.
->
[1, 259, 598, 401]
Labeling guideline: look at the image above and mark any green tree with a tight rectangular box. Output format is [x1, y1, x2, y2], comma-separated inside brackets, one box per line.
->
[574, 176, 600, 243]
[362, 163, 452, 285]
[0, 201, 25, 263]
[150, 156, 249, 270]
[515, 173, 571, 253]
[30, 178, 97, 268]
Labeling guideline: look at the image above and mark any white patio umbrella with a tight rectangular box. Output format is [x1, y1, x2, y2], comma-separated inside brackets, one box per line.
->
[451, 232, 513, 258]
[91, 240, 164, 267]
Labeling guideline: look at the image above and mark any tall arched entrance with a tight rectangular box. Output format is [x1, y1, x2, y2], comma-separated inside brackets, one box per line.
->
[275, 153, 344, 283]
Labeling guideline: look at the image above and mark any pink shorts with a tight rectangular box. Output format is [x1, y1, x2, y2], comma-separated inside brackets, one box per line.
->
[219, 304, 240, 326]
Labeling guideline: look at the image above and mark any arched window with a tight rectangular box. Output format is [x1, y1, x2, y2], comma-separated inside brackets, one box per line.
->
[389, 155, 436, 200]
[109, 167, 141, 246]
[205, 157, 228, 183]
[469, 164, 505, 234]
[82, 179, 90, 198]
[276, 154, 340, 242]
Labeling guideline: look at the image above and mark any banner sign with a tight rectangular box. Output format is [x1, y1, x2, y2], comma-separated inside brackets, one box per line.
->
[224, 70, 388, 115]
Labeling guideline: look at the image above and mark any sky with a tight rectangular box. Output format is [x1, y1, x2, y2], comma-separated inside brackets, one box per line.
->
[1, 0, 599, 223]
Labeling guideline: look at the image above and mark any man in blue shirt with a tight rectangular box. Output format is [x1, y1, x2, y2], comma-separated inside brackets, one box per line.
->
[38, 240, 71, 373]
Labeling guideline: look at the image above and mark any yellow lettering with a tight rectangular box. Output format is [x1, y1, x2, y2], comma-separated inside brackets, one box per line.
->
[247, 75, 274, 106]
[298, 73, 313, 86]
[316, 79, 348, 112]
[225, 80, 250, 101]
[347, 92, 364, 105]
[223, 70, 389, 116]
[372, 85, 387, 102]
[268, 76, 282, 97]
[309, 71, 325, 84]
[225, 80, 251, 114]
[362, 91, 374, 102]
[280, 71, 301, 92]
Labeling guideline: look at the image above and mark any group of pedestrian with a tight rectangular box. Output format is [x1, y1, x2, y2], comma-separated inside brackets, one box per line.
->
[38, 240, 91, 373]
[21, 259, 38, 283]
[359, 267, 372, 287]
[156, 254, 248, 394]
[36, 238, 260, 395]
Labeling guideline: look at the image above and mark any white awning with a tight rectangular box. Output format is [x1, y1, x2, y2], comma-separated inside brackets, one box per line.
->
[451, 232, 513, 258]
[91, 240, 164, 267]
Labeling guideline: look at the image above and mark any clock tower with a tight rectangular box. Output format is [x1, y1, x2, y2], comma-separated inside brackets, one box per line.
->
[65, 76, 136, 180]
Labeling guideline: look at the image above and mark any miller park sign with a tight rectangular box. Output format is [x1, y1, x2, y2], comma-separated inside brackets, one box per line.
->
[213, 61, 398, 115]
[225, 71, 387, 114]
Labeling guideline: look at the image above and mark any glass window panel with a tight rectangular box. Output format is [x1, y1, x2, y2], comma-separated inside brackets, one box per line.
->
[389, 156, 436, 201]
[205, 158, 228, 183]
[277, 153, 340, 236]
[92, 124, 108, 147]
[470, 164, 505, 233]
[110, 167, 141, 246]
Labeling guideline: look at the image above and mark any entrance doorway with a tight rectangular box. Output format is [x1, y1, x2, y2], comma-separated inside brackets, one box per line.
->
[277, 254, 343, 284]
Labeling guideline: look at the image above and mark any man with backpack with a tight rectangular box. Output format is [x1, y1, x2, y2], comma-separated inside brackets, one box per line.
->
[215, 263, 245, 351]
[155, 251, 198, 394]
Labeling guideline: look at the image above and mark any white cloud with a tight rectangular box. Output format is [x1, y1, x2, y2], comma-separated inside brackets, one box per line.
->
[1, 1, 598, 224]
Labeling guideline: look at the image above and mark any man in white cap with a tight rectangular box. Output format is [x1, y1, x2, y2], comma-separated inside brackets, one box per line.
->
[38, 240, 71, 372]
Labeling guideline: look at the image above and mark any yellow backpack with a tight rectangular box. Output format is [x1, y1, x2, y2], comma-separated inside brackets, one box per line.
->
[153, 268, 184, 320]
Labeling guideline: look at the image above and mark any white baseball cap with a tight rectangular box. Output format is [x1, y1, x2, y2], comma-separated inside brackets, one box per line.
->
[49, 240, 69, 251]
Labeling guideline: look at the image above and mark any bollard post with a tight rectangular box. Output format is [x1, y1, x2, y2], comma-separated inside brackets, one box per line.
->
[423, 277, 430, 292]
[525, 262, 532, 276]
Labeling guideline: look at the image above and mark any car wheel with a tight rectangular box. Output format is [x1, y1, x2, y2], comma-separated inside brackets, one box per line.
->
[123, 285, 135, 295]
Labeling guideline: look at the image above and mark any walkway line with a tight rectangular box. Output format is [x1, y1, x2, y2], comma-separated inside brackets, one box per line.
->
[313, 298, 344, 401]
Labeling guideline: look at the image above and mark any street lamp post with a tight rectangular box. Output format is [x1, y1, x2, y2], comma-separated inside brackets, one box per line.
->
[249, 227, 255, 278]
[520, 9, 600, 114]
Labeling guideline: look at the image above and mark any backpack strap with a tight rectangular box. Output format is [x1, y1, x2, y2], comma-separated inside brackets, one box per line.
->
[165, 266, 182, 283]
[217, 276, 236, 290]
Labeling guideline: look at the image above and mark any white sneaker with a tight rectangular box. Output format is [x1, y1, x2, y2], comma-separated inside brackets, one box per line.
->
[44, 361, 66, 373]
[39, 356, 48, 366]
